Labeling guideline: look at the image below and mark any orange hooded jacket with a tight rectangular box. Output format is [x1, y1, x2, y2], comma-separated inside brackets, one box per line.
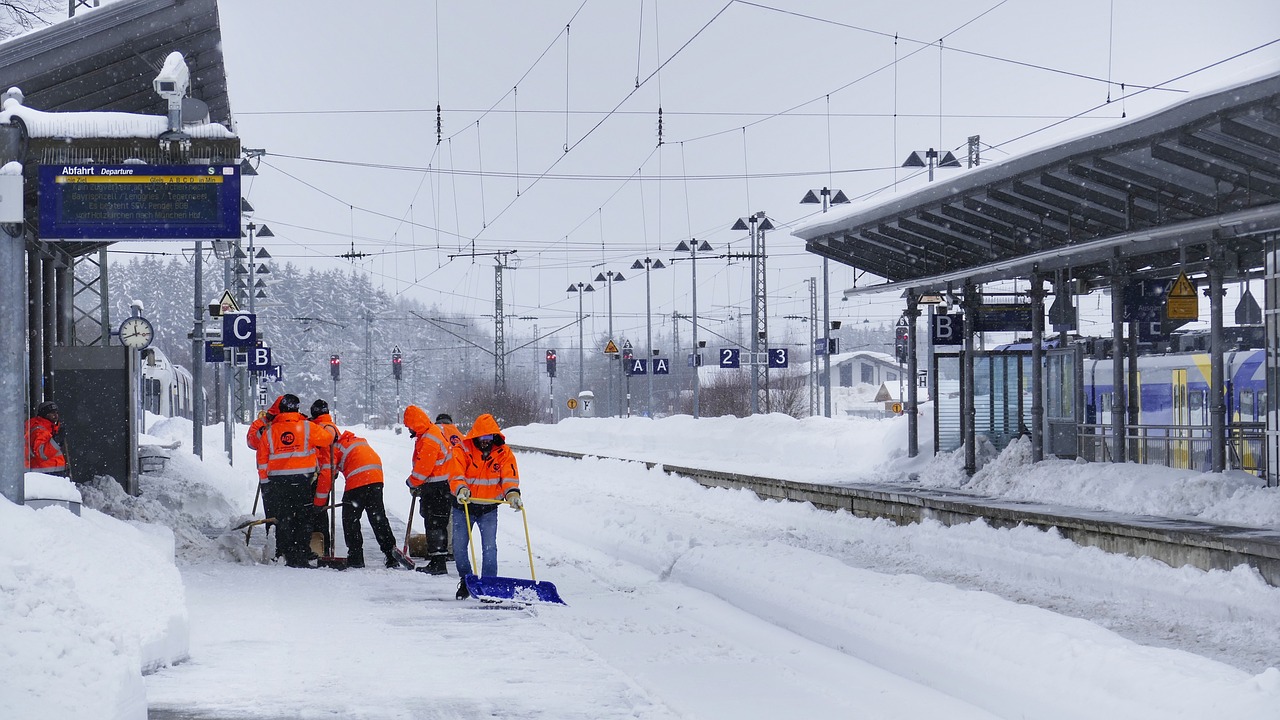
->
[451, 413, 519, 502]
[25, 416, 66, 473]
[246, 395, 284, 455]
[311, 412, 341, 499]
[255, 410, 334, 481]
[314, 430, 384, 506]
[403, 405, 460, 490]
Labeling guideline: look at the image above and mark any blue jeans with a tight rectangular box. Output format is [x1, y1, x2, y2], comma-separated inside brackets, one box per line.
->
[452, 504, 497, 577]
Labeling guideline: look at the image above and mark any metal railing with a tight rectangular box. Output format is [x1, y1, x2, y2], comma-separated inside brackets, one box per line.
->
[1077, 422, 1266, 475]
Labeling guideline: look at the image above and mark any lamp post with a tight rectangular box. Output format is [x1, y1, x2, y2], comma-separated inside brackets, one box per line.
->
[630, 257, 665, 417]
[593, 270, 626, 416]
[566, 281, 594, 405]
[674, 238, 712, 418]
[801, 187, 849, 417]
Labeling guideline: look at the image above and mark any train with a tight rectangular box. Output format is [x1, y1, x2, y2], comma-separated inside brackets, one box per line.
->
[1082, 349, 1266, 426]
[1080, 348, 1266, 472]
[140, 346, 197, 419]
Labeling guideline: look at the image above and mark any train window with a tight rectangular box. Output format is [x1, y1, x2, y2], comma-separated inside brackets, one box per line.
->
[1240, 390, 1255, 419]
[1100, 392, 1111, 413]
[1189, 390, 1203, 412]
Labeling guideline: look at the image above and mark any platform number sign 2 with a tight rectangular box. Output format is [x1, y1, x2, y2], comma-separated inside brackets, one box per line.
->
[767, 348, 789, 368]
[719, 348, 741, 368]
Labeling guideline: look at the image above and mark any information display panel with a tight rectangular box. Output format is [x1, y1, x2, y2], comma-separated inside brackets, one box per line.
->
[39, 164, 241, 239]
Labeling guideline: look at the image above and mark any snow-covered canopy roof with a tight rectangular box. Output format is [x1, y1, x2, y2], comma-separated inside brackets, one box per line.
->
[0, 0, 231, 127]
[793, 71, 1280, 297]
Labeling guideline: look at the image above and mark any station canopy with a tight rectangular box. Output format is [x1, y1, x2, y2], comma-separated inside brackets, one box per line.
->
[793, 71, 1280, 295]
[0, 0, 230, 124]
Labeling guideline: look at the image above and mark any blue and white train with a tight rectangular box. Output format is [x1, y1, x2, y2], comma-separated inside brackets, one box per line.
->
[1081, 348, 1266, 471]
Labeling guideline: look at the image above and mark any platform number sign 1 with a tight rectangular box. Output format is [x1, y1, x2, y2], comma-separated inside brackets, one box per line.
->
[719, 348, 741, 368]
[767, 348, 789, 368]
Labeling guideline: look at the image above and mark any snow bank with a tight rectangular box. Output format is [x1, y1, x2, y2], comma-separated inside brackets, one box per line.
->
[0, 497, 188, 720]
[509, 415, 1280, 530]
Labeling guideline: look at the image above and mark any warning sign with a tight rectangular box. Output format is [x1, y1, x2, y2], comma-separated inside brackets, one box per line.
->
[1165, 272, 1198, 321]
[604, 340, 619, 354]
[217, 289, 239, 315]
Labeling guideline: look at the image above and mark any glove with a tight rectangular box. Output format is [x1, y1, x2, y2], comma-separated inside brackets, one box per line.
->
[408, 429, 418, 439]
[506, 492, 523, 511]
[256, 410, 267, 420]
[406, 480, 423, 497]
[455, 486, 471, 502]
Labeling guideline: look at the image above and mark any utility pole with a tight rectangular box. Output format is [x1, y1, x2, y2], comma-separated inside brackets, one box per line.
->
[448, 249, 518, 393]
[731, 213, 772, 414]
[801, 187, 849, 418]
[674, 238, 712, 418]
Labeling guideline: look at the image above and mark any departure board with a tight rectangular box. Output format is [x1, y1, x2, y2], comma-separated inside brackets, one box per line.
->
[38, 164, 241, 239]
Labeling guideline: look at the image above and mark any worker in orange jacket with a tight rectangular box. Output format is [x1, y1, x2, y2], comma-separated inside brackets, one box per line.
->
[322, 429, 409, 569]
[25, 401, 67, 476]
[403, 405, 461, 575]
[256, 393, 334, 568]
[245, 395, 284, 554]
[449, 413, 521, 599]
[308, 399, 341, 555]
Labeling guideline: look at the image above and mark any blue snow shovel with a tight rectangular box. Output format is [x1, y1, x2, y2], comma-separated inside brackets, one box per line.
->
[462, 496, 565, 605]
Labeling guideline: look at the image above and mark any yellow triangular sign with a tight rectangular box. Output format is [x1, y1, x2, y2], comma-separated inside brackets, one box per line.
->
[1167, 273, 1196, 298]
[604, 340, 619, 354]
[218, 289, 240, 314]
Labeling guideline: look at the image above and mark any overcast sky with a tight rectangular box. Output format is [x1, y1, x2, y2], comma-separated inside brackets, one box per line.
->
[204, 1, 1280, 354]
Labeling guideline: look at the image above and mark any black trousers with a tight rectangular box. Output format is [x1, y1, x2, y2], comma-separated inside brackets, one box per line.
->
[417, 481, 452, 559]
[342, 483, 398, 563]
[269, 474, 315, 566]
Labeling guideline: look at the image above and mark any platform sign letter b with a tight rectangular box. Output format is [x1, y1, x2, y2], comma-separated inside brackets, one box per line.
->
[932, 313, 964, 346]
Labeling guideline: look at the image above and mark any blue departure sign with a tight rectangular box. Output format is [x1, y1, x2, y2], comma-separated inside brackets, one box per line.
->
[39, 164, 241, 240]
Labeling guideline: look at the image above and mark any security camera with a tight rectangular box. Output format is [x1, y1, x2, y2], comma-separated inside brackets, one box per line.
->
[153, 52, 190, 102]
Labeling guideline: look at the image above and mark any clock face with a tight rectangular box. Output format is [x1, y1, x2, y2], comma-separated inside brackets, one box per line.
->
[119, 317, 154, 350]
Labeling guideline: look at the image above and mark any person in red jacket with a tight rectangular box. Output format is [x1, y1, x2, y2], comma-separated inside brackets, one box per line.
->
[245, 396, 284, 554]
[25, 401, 67, 476]
[257, 393, 334, 568]
[403, 405, 461, 575]
[450, 413, 521, 599]
[322, 429, 409, 569]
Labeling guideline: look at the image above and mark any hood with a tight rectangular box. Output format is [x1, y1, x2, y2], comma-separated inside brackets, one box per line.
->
[465, 413, 504, 442]
[338, 430, 358, 444]
[403, 405, 432, 435]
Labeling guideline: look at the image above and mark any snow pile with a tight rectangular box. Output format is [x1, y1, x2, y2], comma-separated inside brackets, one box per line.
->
[508, 414, 1280, 530]
[23, 472, 84, 503]
[0, 498, 188, 720]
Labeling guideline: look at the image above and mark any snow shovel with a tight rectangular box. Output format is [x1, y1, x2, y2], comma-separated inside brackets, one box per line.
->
[461, 497, 565, 605]
[387, 495, 416, 571]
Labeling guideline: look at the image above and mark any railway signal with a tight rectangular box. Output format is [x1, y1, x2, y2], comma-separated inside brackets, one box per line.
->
[546, 349, 557, 378]
[330, 354, 340, 381]
[391, 349, 402, 380]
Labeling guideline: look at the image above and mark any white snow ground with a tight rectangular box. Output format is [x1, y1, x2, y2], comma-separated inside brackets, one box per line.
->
[4, 411, 1280, 719]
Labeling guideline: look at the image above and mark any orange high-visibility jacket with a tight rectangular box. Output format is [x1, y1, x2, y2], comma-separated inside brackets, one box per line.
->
[311, 413, 341, 502]
[314, 430, 385, 506]
[255, 411, 333, 482]
[451, 413, 519, 502]
[25, 416, 66, 473]
[403, 405, 460, 489]
[246, 396, 285, 455]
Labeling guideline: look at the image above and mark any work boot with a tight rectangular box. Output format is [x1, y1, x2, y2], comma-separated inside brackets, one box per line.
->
[455, 578, 470, 600]
[425, 558, 447, 575]
[346, 553, 365, 569]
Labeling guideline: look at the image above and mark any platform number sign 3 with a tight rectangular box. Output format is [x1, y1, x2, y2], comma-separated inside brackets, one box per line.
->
[767, 348, 789, 368]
